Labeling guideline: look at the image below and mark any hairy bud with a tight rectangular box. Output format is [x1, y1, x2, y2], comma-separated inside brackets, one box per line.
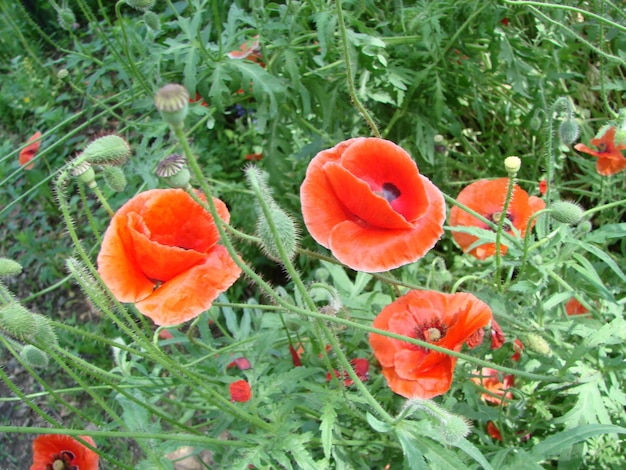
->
[20, 345, 49, 369]
[79, 135, 131, 166]
[0, 303, 37, 340]
[103, 166, 127, 192]
[0, 258, 23, 278]
[550, 201, 585, 225]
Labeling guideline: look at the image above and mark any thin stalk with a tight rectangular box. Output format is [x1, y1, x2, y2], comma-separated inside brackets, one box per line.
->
[494, 172, 517, 291]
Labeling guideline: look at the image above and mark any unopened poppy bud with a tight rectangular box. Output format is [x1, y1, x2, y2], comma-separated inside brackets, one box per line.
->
[0, 303, 37, 340]
[155, 84, 189, 130]
[559, 118, 580, 145]
[20, 345, 49, 369]
[577, 220, 593, 234]
[125, 0, 155, 10]
[32, 313, 58, 346]
[439, 414, 472, 445]
[54, 4, 77, 31]
[80, 135, 131, 166]
[103, 166, 127, 192]
[257, 203, 299, 263]
[524, 332, 551, 356]
[156, 154, 191, 189]
[0, 258, 22, 277]
[550, 201, 585, 225]
[71, 160, 97, 187]
[504, 156, 521, 175]
[57, 69, 69, 80]
[143, 11, 160, 31]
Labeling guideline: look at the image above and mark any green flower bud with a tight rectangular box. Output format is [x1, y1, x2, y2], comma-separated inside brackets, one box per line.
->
[0, 303, 37, 340]
[79, 135, 132, 166]
[439, 414, 472, 445]
[126, 0, 155, 11]
[0, 258, 23, 277]
[256, 203, 298, 263]
[31, 313, 58, 347]
[155, 84, 189, 130]
[20, 345, 49, 369]
[156, 154, 191, 189]
[143, 11, 161, 31]
[57, 69, 69, 80]
[525, 332, 551, 356]
[559, 118, 580, 145]
[55, 4, 77, 31]
[550, 201, 585, 225]
[71, 160, 97, 188]
[103, 166, 127, 192]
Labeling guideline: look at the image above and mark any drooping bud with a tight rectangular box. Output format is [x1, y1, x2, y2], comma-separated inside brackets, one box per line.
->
[0, 303, 37, 340]
[52, 1, 77, 31]
[0, 258, 23, 277]
[71, 160, 97, 188]
[102, 166, 127, 192]
[504, 156, 521, 176]
[125, 0, 155, 11]
[20, 345, 49, 369]
[143, 11, 161, 31]
[79, 135, 131, 166]
[31, 313, 58, 347]
[550, 201, 585, 225]
[559, 117, 580, 145]
[524, 332, 551, 356]
[155, 84, 189, 130]
[156, 154, 191, 189]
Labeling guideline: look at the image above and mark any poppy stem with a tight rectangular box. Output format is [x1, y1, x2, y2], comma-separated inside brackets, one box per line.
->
[494, 172, 517, 291]
[334, 0, 381, 138]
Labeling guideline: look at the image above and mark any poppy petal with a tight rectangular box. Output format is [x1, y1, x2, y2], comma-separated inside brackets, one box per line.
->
[19, 131, 42, 170]
[30, 434, 99, 470]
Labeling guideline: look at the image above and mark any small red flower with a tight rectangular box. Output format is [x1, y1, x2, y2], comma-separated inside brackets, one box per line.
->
[471, 367, 514, 406]
[487, 421, 503, 440]
[289, 344, 303, 367]
[30, 434, 99, 470]
[19, 130, 42, 170]
[500, 18, 510, 27]
[370, 290, 492, 399]
[511, 339, 524, 362]
[228, 356, 252, 370]
[574, 126, 626, 176]
[189, 93, 208, 107]
[229, 379, 252, 402]
[228, 36, 264, 65]
[565, 298, 589, 316]
[326, 358, 370, 386]
[244, 153, 263, 161]
[490, 318, 505, 350]
[301, 138, 446, 272]
[449, 178, 545, 260]
[538, 179, 547, 196]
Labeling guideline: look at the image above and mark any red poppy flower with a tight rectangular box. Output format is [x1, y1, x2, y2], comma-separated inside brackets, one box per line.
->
[289, 344, 303, 367]
[565, 298, 588, 316]
[30, 434, 99, 470]
[574, 126, 626, 176]
[369, 290, 492, 399]
[228, 36, 264, 65]
[19, 130, 42, 170]
[300, 138, 446, 272]
[229, 379, 252, 402]
[326, 358, 370, 386]
[511, 338, 524, 362]
[487, 421, 503, 440]
[491, 318, 505, 350]
[189, 93, 208, 107]
[471, 367, 514, 406]
[538, 179, 547, 196]
[448, 178, 545, 260]
[228, 356, 252, 370]
[97, 189, 242, 326]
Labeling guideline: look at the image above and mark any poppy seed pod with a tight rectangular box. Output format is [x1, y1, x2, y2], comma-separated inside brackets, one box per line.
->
[559, 118, 580, 145]
[504, 156, 521, 175]
[156, 154, 191, 189]
[71, 160, 97, 187]
[80, 135, 131, 166]
[155, 84, 189, 130]
[20, 345, 49, 369]
[0, 258, 22, 277]
[0, 303, 37, 340]
[103, 166, 128, 192]
[550, 201, 585, 225]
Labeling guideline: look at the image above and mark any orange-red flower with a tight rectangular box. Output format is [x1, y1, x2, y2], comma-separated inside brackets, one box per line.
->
[326, 358, 370, 386]
[538, 179, 547, 196]
[189, 92, 208, 107]
[229, 379, 252, 402]
[511, 338, 524, 362]
[19, 130, 42, 170]
[565, 298, 589, 316]
[471, 367, 514, 406]
[97, 189, 242, 326]
[228, 36, 264, 65]
[30, 434, 99, 470]
[574, 126, 626, 176]
[487, 421, 503, 440]
[300, 138, 446, 272]
[369, 290, 492, 399]
[449, 178, 545, 260]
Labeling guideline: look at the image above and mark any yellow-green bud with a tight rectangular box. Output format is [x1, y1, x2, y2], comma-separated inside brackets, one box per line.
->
[71, 160, 97, 187]
[143, 11, 160, 31]
[31, 313, 58, 346]
[504, 156, 521, 175]
[57, 69, 69, 80]
[79, 135, 131, 166]
[439, 414, 472, 445]
[0, 303, 37, 340]
[559, 118, 580, 145]
[0, 258, 23, 277]
[56, 5, 76, 31]
[550, 201, 585, 225]
[20, 345, 49, 369]
[156, 154, 191, 189]
[257, 203, 299, 263]
[525, 332, 551, 356]
[126, 0, 155, 11]
[155, 84, 189, 130]
[103, 166, 127, 192]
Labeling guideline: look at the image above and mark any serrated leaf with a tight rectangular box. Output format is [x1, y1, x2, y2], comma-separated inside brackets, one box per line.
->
[208, 62, 233, 110]
[452, 438, 494, 470]
[320, 401, 337, 460]
[284, 434, 318, 470]
[366, 412, 393, 433]
[395, 422, 428, 470]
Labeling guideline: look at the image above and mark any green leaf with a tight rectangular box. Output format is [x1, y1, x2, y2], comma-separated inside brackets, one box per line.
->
[528, 424, 626, 463]
[452, 438, 494, 470]
[583, 223, 626, 244]
[208, 62, 233, 111]
[366, 412, 393, 433]
[395, 422, 428, 470]
[570, 239, 626, 284]
[320, 401, 337, 460]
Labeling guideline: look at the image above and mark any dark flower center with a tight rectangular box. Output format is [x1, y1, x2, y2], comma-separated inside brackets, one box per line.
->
[597, 143, 607, 152]
[47, 451, 77, 470]
[381, 182, 401, 203]
[488, 211, 514, 228]
[410, 319, 448, 350]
